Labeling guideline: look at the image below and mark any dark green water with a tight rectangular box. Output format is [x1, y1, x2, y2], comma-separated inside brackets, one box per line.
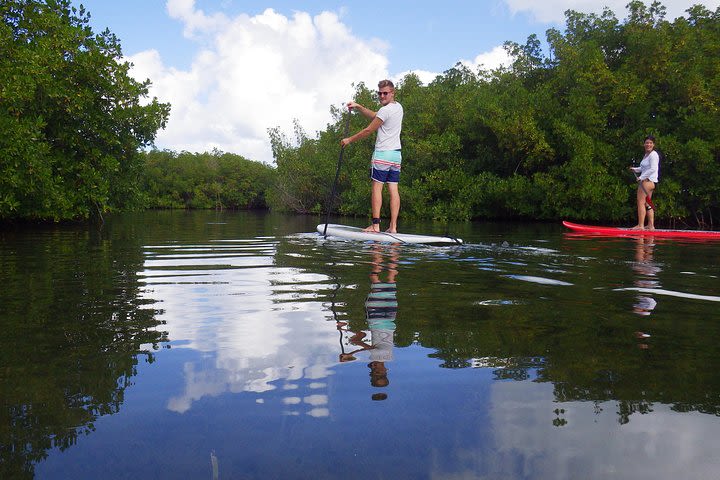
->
[2, 210, 719, 480]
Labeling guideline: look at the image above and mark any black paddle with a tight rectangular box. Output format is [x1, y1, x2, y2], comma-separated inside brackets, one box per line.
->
[322, 107, 352, 237]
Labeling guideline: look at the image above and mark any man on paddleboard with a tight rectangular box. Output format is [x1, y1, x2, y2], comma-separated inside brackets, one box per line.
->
[341, 79, 404, 233]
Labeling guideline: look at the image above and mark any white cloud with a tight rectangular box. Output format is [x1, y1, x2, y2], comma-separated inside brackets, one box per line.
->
[504, 0, 720, 24]
[390, 69, 438, 86]
[460, 45, 513, 73]
[129, 1, 388, 164]
[166, 0, 229, 37]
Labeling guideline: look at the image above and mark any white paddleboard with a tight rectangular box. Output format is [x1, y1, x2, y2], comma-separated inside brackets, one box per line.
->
[317, 224, 462, 245]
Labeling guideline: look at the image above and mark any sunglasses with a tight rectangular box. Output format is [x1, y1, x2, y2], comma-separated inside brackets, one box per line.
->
[377, 91, 392, 96]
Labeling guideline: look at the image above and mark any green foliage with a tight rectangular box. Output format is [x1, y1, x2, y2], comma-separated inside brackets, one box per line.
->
[142, 149, 275, 210]
[0, 0, 169, 221]
[269, 1, 720, 227]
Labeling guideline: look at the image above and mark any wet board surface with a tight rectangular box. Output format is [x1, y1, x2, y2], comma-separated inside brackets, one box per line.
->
[562, 220, 720, 239]
[317, 224, 463, 245]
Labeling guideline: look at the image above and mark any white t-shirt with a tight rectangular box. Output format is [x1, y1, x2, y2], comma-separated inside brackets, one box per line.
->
[374, 102, 403, 151]
[632, 150, 660, 183]
[370, 329, 394, 362]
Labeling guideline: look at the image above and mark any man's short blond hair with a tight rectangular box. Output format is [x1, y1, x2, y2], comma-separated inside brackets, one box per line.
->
[378, 79, 394, 90]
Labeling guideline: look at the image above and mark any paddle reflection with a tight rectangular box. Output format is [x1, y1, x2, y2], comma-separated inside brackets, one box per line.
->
[337, 243, 399, 401]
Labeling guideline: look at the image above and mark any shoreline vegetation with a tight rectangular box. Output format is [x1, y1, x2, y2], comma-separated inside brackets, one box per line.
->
[1, 1, 718, 228]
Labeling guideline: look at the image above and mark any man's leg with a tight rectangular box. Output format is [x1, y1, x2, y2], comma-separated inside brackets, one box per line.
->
[387, 182, 400, 233]
[364, 181, 384, 232]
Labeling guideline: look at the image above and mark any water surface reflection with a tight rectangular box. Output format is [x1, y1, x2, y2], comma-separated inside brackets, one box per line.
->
[2, 211, 719, 479]
[139, 238, 339, 416]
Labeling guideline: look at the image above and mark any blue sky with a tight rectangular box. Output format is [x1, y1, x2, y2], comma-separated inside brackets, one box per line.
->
[71, 0, 719, 163]
[76, 1, 548, 73]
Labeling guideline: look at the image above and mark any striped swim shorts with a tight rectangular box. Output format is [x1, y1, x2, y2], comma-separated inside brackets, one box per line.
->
[370, 149, 401, 183]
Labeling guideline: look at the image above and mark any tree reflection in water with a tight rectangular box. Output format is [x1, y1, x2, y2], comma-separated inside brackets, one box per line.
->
[0, 226, 166, 479]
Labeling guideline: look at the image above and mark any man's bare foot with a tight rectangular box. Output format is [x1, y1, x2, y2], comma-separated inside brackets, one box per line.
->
[646, 226, 655, 231]
[385, 229, 397, 234]
[363, 225, 380, 233]
[631, 225, 645, 230]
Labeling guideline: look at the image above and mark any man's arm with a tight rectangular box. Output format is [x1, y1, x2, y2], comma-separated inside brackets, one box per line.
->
[347, 101, 376, 120]
[341, 117, 383, 147]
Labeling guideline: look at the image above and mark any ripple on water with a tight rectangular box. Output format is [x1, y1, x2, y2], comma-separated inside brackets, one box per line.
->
[614, 287, 720, 302]
[503, 274, 573, 286]
[474, 299, 524, 306]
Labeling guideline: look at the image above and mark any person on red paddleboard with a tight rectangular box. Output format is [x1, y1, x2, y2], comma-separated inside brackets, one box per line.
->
[629, 135, 660, 230]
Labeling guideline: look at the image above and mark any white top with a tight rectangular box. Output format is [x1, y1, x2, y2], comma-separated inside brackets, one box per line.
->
[374, 102, 403, 151]
[370, 329, 394, 362]
[632, 150, 660, 183]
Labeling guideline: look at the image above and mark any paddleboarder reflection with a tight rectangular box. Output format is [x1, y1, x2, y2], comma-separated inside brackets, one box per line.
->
[365, 243, 398, 400]
[334, 244, 398, 400]
[631, 236, 660, 348]
[632, 236, 660, 316]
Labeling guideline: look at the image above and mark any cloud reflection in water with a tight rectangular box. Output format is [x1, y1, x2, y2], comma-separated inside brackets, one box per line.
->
[138, 242, 338, 416]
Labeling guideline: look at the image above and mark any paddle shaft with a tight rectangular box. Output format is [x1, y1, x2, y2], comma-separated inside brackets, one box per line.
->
[323, 109, 352, 237]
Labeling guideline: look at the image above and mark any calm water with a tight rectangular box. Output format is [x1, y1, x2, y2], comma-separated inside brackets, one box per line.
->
[2, 210, 720, 480]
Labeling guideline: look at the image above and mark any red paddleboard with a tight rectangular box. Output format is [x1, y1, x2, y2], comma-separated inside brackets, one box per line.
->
[562, 221, 720, 239]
